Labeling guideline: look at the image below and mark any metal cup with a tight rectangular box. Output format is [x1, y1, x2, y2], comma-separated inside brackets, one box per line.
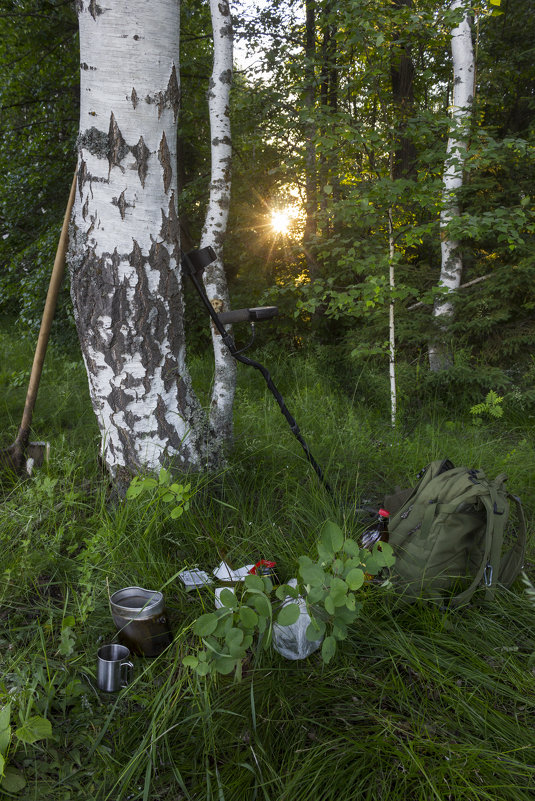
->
[97, 643, 134, 692]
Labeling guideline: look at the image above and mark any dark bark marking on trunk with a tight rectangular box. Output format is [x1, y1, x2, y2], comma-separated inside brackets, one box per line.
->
[112, 190, 128, 220]
[88, 0, 103, 19]
[166, 64, 181, 121]
[212, 136, 231, 147]
[145, 64, 181, 120]
[78, 158, 88, 200]
[108, 112, 129, 173]
[160, 192, 180, 244]
[78, 126, 109, 158]
[131, 135, 149, 188]
[218, 69, 232, 85]
[219, 23, 232, 38]
[158, 132, 172, 194]
[218, 1, 230, 15]
[131, 88, 139, 109]
[82, 197, 89, 220]
[155, 394, 184, 452]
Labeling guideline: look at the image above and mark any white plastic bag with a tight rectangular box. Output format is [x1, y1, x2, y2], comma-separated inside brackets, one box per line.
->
[272, 579, 323, 660]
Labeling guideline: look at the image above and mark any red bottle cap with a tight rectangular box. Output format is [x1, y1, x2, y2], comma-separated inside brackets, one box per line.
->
[249, 559, 277, 574]
[378, 509, 390, 518]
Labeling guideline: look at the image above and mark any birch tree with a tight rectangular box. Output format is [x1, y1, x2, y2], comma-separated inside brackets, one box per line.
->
[69, 0, 210, 482]
[199, 0, 237, 447]
[429, 0, 475, 371]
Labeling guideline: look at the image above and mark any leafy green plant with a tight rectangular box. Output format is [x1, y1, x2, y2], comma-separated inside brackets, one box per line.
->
[126, 467, 192, 519]
[470, 389, 504, 423]
[183, 521, 395, 679]
[0, 703, 52, 793]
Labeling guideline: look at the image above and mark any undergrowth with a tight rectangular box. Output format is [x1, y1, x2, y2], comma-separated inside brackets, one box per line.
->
[0, 325, 534, 800]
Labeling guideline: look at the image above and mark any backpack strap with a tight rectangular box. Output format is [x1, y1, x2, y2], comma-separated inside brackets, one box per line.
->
[448, 493, 496, 608]
[498, 493, 526, 586]
[449, 485, 524, 608]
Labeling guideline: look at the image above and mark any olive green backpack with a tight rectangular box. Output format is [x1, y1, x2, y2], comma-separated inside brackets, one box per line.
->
[386, 459, 526, 608]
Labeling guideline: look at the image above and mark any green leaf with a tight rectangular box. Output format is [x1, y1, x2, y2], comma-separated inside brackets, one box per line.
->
[0, 753, 4, 779]
[0, 704, 11, 756]
[251, 595, 272, 618]
[219, 588, 238, 608]
[321, 521, 344, 553]
[225, 627, 244, 648]
[214, 656, 237, 675]
[170, 506, 183, 519]
[321, 635, 337, 664]
[15, 716, 52, 744]
[277, 603, 301, 626]
[182, 655, 199, 668]
[346, 568, 365, 590]
[343, 538, 360, 557]
[375, 541, 395, 568]
[275, 583, 299, 600]
[244, 574, 265, 592]
[306, 617, 326, 642]
[58, 627, 75, 657]
[158, 467, 171, 485]
[1, 767, 26, 793]
[332, 621, 348, 641]
[239, 606, 258, 628]
[193, 613, 218, 637]
[317, 542, 335, 562]
[298, 562, 325, 585]
[195, 661, 211, 676]
[324, 595, 336, 616]
[306, 585, 326, 604]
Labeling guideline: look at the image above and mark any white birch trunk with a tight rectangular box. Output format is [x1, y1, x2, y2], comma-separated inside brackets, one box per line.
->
[69, 0, 209, 482]
[199, 0, 237, 447]
[388, 206, 397, 428]
[429, 0, 475, 370]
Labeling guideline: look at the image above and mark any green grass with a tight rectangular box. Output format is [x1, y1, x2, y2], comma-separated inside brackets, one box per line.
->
[1, 323, 535, 800]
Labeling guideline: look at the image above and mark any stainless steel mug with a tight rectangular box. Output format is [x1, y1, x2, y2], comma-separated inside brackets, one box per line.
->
[97, 643, 134, 692]
[109, 586, 172, 657]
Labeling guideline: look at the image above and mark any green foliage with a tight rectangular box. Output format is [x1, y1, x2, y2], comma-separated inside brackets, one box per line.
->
[0, 0, 79, 341]
[126, 468, 193, 520]
[0, 701, 52, 792]
[470, 389, 505, 422]
[183, 521, 395, 677]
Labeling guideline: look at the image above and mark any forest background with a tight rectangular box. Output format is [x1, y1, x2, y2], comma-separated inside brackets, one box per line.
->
[1, 0, 535, 799]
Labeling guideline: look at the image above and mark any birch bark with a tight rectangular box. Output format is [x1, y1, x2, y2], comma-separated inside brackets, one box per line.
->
[69, 0, 209, 481]
[429, 0, 475, 370]
[199, 0, 237, 448]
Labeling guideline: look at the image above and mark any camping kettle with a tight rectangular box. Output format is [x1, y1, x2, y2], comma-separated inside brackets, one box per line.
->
[110, 586, 172, 657]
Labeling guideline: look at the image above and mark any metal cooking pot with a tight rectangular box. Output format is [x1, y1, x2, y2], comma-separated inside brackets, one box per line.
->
[110, 586, 172, 657]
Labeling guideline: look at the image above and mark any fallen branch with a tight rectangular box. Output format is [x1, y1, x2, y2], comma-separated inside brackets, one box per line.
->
[407, 273, 492, 311]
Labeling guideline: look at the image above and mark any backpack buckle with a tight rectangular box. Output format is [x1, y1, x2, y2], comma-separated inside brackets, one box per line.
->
[484, 562, 494, 587]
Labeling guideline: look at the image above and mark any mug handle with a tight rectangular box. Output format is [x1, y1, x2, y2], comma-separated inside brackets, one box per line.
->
[120, 660, 134, 688]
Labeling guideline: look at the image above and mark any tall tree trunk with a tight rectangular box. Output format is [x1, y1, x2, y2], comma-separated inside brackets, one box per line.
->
[303, 0, 317, 275]
[199, 0, 237, 449]
[429, 0, 475, 371]
[70, 0, 209, 482]
[390, 0, 417, 180]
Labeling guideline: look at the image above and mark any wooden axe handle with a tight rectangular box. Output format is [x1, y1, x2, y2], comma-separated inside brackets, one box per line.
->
[17, 170, 78, 443]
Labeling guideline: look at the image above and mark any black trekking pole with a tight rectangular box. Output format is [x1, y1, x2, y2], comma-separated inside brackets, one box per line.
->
[181, 247, 332, 495]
